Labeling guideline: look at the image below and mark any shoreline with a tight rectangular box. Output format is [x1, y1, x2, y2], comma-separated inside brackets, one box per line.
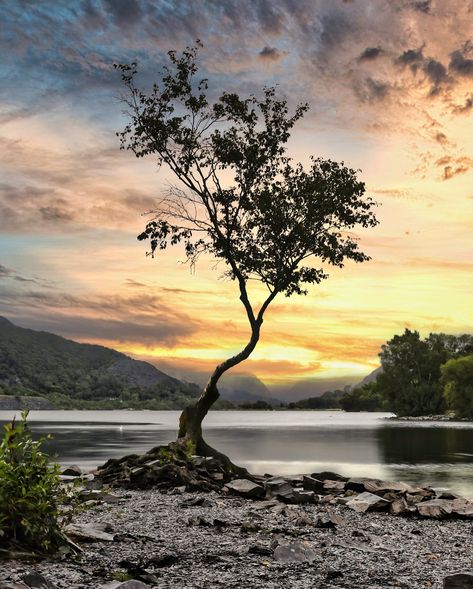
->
[3, 448, 473, 589]
[2, 477, 472, 589]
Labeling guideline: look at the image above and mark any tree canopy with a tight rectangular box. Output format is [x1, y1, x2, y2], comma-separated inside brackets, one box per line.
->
[441, 355, 473, 419]
[376, 329, 473, 416]
[116, 42, 378, 456]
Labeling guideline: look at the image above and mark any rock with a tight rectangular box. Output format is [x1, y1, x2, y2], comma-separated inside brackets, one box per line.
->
[346, 492, 390, 513]
[225, 479, 265, 499]
[417, 499, 454, 519]
[114, 583, 151, 589]
[302, 475, 324, 492]
[144, 553, 180, 568]
[326, 570, 344, 580]
[179, 495, 214, 508]
[273, 540, 317, 563]
[315, 514, 339, 529]
[437, 490, 460, 500]
[292, 489, 315, 503]
[323, 480, 346, 492]
[59, 475, 79, 483]
[390, 497, 410, 516]
[187, 515, 214, 527]
[451, 499, 473, 519]
[61, 465, 82, 477]
[264, 477, 295, 501]
[406, 493, 425, 505]
[20, 573, 56, 589]
[345, 478, 372, 493]
[443, 572, 473, 588]
[65, 522, 115, 542]
[312, 471, 348, 482]
[285, 474, 304, 485]
[248, 544, 274, 556]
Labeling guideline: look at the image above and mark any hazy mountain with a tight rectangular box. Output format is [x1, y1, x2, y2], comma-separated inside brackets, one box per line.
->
[277, 376, 361, 402]
[353, 366, 383, 388]
[150, 361, 281, 405]
[0, 316, 199, 408]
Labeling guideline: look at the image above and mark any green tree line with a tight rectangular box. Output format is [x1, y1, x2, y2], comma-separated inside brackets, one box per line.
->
[340, 329, 473, 418]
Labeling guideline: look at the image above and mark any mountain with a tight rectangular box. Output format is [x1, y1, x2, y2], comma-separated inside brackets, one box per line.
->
[353, 366, 383, 389]
[148, 360, 281, 405]
[279, 376, 360, 402]
[0, 316, 199, 409]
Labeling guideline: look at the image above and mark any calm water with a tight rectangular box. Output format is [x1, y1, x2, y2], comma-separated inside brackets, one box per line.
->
[1, 410, 473, 499]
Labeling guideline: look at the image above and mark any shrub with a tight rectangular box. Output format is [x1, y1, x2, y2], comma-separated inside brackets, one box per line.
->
[0, 411, 69, 553]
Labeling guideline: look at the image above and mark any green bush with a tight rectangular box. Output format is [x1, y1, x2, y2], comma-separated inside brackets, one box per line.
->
[0, 411, 69, 553]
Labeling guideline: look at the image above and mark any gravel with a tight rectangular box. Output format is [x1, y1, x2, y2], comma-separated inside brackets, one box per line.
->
[1, 486, 472, 588]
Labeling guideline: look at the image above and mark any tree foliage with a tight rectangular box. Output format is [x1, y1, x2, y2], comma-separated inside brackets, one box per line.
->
[340, 382, 387, 412]
[117, 43, 377, 300]
[376, 329, 473, 416]
[441, 355, 473, 418]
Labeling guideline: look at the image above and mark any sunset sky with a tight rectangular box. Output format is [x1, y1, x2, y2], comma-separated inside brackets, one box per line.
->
[1, 0, 472, 392]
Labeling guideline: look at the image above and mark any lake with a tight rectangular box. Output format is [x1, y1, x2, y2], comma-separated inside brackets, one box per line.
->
[1, 410, 473, 499]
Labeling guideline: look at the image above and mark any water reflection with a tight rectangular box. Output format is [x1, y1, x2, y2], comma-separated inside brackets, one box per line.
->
[0, 410, 472, 498]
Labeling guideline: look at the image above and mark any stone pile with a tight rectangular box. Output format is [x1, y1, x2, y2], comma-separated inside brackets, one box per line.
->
[85, 449, 473, 521]
[223, 472, 473, 519]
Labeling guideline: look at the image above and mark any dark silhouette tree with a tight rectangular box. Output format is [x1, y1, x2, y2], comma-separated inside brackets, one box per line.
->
[116, 42, 378, 462]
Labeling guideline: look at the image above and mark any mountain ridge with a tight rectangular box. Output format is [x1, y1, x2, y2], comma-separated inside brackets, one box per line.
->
[0, 316, 199, 409]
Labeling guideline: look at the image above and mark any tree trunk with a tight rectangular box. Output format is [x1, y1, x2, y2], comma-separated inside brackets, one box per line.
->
[177, 321, 262, 473]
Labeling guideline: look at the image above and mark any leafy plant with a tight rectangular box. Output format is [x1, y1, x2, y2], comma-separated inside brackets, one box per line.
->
[0, 411, 71, 553]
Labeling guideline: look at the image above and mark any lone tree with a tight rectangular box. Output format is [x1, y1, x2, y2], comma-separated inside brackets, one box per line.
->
[116, 43, 378, 461]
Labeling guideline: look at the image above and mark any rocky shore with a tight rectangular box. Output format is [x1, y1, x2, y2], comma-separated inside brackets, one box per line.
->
[2, 451, 473, 589]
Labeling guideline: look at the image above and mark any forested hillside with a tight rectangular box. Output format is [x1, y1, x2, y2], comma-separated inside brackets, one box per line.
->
[0, 316, 200, 409]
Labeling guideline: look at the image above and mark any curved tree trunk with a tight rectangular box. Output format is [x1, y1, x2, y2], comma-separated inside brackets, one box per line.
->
[177, 321, 262, 472]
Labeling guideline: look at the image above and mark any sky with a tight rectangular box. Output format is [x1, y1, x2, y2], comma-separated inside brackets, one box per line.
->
[0, 0, 472, 391]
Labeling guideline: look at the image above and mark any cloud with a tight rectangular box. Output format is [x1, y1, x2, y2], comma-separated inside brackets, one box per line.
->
[434, 132, 449, 145]
[452, 94, 473, 115]
[358, 47, 384, 62]
[258, 46, 283, 62]
[423, 59, 448, 95]
[0, 286, 200, 347]
[0, 264, 45, 285]
[435, 155, 473, 180]
[410, 0, 431, 13]
[102, 0, 142, 27]
[449, 49, 473, 78]
[353, 77, 390, 103]
[397, 48, 424, 68]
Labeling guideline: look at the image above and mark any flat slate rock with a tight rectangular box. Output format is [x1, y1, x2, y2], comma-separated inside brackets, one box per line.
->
[273, 540, 317, 563]
[346, 491, 390, 513]
[444, 572, 473, 588]
[65, 522, 115, 542]
[417, 499, 454, 519]
[225, 479, 264, 499]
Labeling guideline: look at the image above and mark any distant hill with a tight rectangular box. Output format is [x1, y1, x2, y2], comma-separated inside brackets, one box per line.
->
[280, 376, 360, 402]
[354, 366, 383, 389]
[0, 316, 200, 409]
[150, 361, 281, 405]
